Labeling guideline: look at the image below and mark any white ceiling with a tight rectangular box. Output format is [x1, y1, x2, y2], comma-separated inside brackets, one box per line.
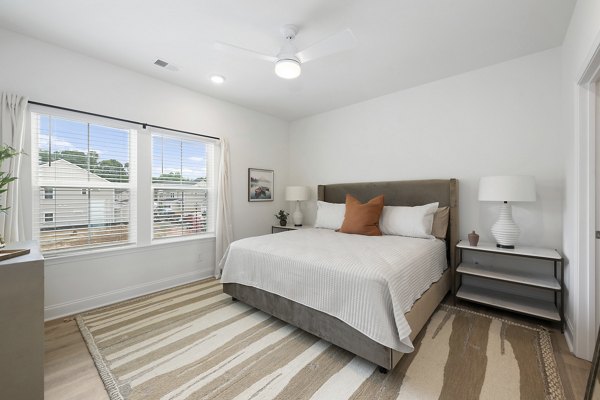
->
[0, 0, 575, 121]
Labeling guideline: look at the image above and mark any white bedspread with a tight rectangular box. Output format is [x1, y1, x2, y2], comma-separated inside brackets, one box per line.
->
[220, 228, 447, 353]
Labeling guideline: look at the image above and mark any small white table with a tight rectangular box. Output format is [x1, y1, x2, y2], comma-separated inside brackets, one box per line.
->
[454, 240, 564, 331]
[271, 224, 314, 234]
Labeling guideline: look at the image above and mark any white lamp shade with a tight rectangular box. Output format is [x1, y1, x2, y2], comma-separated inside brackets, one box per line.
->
[285, 186, 310, 201]
[275, 59, 301, 79]
[478, 175, 536, 202]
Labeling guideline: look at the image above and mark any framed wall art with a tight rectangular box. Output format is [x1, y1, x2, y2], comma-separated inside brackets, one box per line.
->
[248, 168, 274, 202]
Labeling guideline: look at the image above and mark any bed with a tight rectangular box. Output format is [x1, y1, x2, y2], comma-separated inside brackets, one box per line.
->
[222, 179, 459, 371]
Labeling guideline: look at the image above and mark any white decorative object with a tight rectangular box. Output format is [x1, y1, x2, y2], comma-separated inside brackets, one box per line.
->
[285, 186, 310, 226]
[478, 175, 536, 249]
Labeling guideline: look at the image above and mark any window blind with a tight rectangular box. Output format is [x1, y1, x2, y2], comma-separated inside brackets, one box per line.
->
[32, 112, 136, 253]
[151, 131, 215, 240]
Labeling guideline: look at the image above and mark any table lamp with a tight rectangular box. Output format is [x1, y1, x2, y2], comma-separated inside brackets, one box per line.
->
[285, 186, 310, 226]
[478, 175, 536, 249]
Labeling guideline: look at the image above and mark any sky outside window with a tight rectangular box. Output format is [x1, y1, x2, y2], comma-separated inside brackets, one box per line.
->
[152, 135, 208, 183]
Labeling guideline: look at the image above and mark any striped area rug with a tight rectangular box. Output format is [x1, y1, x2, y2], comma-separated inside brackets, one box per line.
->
[77, 279, 566, 400]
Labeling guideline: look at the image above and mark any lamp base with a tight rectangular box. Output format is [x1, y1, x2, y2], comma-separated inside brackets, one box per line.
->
[491, 203, 520, 248]
[292, 201, 303, 226]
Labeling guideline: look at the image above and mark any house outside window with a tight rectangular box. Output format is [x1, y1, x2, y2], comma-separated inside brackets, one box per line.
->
[152, 131, 215, 240]
[32, 111, 134, 254]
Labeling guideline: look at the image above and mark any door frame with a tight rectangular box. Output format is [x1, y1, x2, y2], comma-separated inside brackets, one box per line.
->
[574, 33, 600, 360]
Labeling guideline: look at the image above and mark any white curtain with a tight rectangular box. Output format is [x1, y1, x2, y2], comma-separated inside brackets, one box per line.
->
[215, 138, 233, 278]
[0, 93, 28, 244]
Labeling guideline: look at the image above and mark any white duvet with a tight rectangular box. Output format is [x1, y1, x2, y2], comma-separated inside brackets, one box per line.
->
[220, 228, 447, 353]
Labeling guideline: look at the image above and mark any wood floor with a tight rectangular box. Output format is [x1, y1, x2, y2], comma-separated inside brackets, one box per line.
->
[44, 317, 108, 400]
[44, 295, 592, 400]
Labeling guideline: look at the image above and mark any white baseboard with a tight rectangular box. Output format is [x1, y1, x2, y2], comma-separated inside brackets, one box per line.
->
[44, 269, 213, 321]
[564, 316, 576, 355]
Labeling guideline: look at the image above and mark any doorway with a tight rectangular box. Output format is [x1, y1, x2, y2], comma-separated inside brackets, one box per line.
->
[575, 45, 600, 361]
[597, 81, 600, 332]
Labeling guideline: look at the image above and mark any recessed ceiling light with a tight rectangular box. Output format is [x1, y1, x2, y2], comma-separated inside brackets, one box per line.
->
[210, 75, 226, 84]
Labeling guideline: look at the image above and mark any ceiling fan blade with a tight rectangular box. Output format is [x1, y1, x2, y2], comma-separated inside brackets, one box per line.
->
[214, 42, 277, 63]
[295, 28, 355, 63]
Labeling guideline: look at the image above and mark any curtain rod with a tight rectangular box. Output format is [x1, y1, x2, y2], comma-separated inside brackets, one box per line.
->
[28, 101, 220, 141]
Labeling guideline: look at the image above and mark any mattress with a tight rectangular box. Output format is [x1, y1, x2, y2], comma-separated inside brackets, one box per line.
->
[220, 228, 447, 353]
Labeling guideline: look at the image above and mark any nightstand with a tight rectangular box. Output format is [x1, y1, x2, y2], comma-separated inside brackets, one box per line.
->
[454, 240, 564, 331]
[271, 225, 313, 234]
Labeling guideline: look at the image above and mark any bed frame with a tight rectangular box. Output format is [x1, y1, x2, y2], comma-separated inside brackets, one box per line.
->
[223, 179, 459, 371]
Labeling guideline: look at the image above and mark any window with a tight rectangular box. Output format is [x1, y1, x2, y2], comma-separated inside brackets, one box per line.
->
[31, 107, 217, 255]
[152, 132, 214, 240]
[32, 112, 135, 253]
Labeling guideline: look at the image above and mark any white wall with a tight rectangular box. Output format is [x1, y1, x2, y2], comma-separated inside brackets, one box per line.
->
[561, 0, 600, 359]
[0, 28, 289, 319]
[289, 48, 563, 251]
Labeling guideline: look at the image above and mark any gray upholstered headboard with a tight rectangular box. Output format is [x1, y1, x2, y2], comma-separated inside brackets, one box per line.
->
[317, 179, 459, 268]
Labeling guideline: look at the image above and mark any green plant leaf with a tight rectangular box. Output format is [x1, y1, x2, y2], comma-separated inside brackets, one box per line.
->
[0, 145, 21, 212]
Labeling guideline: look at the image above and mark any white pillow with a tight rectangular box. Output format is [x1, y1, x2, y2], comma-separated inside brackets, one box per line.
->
[379, 202, 439, 238]
[314, 201, 346, 230]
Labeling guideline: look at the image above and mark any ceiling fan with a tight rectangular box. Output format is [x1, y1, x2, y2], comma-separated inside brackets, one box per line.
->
[214, 25, 356, 80]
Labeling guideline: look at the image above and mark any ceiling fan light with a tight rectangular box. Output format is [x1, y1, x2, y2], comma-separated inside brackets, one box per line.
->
[275, 59, 301, 79]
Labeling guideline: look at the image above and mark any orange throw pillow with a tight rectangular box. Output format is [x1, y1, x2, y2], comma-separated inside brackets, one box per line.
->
[339, 194, 384, 236]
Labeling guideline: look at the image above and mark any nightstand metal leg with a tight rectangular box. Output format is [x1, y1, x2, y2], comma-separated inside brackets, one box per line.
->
[559, 259, 564, 333]
[452, 248, 462, 306]
[553, 261, 557, 315]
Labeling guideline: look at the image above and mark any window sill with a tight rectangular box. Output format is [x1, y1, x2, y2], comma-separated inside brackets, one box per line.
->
[44, 234, 215, 265]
